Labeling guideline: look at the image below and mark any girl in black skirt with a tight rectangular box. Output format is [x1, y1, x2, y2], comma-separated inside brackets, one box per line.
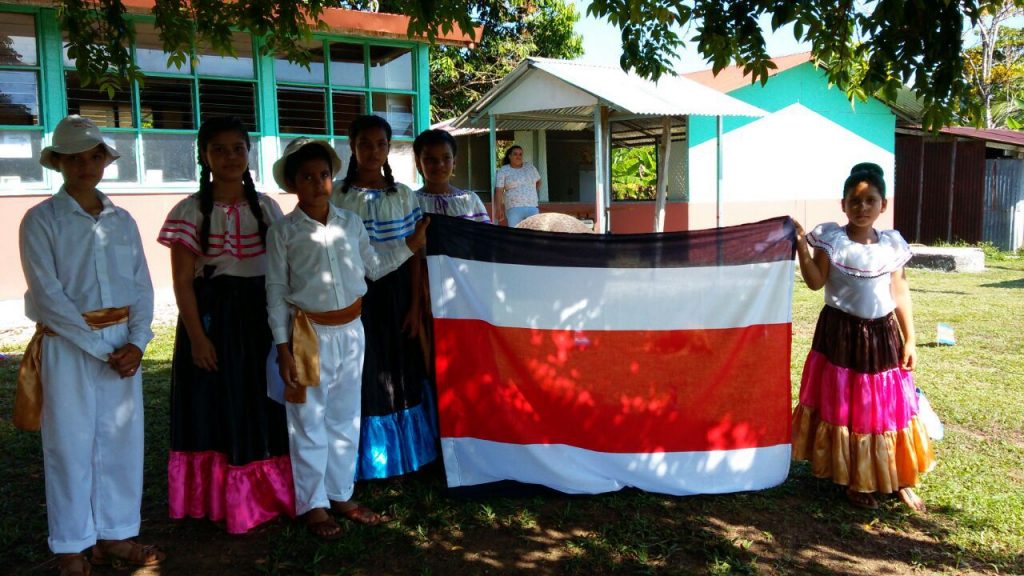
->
[158, 116, 294, 533]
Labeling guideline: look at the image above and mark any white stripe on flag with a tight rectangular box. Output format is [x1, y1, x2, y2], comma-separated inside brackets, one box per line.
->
[441, 438, 792, 495]
[428, 256, 794, 330]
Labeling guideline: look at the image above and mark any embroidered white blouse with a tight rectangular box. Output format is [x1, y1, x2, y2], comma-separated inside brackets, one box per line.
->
[330, 181, 422, 244]
[415, 187, 490, 223]
[20, 188, 155, 360]
[806, 222, 912, 320]
[157, 193, 284, 278]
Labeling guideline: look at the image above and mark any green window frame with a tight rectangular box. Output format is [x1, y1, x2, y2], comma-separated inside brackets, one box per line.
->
[61, 17, 263, 189]
[0, 7, 50, 190]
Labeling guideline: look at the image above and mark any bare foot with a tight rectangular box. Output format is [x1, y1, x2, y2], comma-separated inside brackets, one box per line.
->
[305, 508, 343, 540]
[330, 499, 390, 525]
[899, 487, 927, 513]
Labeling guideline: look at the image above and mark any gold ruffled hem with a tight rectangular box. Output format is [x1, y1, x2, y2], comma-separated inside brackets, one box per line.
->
[792, 404, 936, 494]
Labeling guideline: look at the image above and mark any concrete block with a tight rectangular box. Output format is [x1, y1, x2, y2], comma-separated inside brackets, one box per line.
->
[907, 246, 985, 272]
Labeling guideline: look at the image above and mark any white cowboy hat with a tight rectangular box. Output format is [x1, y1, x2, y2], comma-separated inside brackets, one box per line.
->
[39, 115, 120, 171]
[272, 138, 342, 190]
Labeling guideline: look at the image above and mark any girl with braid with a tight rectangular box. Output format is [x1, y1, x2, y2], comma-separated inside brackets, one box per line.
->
[330, 115, 435, 515]
[158, 116, 294, 533]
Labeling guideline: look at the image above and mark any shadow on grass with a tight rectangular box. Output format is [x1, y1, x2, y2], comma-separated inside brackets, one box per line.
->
[979, 278, 1024, 289]
[1, 359, 1021, 575]
[910, 288, 969, 295]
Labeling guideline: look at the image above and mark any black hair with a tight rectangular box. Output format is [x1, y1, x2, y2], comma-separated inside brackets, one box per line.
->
[196, 116, 267, 253]
[501, 145, 523, 166]
[339, 114, 397, 195]
[413, 129, 458, 176]
[283, 142, 335, 189]
[413, 129, 458, 159]
[843, 161, 886, 199]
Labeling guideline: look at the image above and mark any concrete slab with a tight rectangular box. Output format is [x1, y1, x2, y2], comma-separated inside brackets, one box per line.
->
[907, 246, 985, 272]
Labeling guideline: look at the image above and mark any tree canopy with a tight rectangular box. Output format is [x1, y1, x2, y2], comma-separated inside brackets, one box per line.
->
[58, 0, 1024, 129]
[961, 1, 1024, 128]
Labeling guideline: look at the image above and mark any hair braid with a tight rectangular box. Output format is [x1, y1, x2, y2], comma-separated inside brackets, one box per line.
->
[241, 170, 268, 246]
[198, 163, 214, 254]
[340, 154, 358, 195]
[382, 160, 397, 194]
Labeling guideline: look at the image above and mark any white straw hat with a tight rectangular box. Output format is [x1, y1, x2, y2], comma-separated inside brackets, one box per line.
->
[272, 138, 342, 190]
[39, 115, 120, 171]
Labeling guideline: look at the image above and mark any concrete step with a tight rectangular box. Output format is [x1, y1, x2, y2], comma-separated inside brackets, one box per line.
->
[907, 246, 985, 272]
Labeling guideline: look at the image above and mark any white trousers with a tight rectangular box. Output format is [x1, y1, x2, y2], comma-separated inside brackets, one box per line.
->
[40, 323, 144, 553]
[286, 319, 365, 516]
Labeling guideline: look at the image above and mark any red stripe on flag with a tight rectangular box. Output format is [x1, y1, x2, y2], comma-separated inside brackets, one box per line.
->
[435, 319, 792, 453]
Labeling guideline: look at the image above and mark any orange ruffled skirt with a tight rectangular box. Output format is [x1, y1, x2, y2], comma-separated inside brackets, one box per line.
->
[792, 306, 936, 494]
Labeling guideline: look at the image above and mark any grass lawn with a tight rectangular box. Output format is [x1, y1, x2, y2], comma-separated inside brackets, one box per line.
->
[1, 255, 1021, 575]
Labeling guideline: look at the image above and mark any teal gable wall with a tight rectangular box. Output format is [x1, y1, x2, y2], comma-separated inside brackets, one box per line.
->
[689, 62, 895, 153]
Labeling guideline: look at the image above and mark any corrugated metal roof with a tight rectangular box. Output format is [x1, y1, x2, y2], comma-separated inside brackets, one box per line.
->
[683, 52, 813, 93]
[940, 126, 1024, 148]
[452, 57, 764, 131]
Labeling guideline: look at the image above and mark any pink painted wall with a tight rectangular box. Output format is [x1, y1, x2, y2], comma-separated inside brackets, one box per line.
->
[538, 202, 690, 234]
[0, 193, 297, 301]
[2, 194, 897, 301]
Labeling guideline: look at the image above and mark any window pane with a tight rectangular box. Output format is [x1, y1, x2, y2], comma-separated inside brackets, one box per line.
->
[199, 79, 257, 130]
[369, 46, 412, 90]
[99, 132, 139, 183]
[134, 22, 186, 74]
[65, 71, 133, 128]
[331, 139, 351, 176]
[331, 91, 365, 136]
[0, 70, 38, 125]
[388, 140, 416, 186]
[142, 132, 196, 183]
[370, 93, 413, 138]
[0, 130, 43, 183]
[0, 13, 38, 66]
[140, 77, 194, 129]
[277, 87, 325, 134]
[274, 42, 324, 84]
[247, 144, 260, 184]
[196, 33, 254, 78]
[329, 42, 364, 87]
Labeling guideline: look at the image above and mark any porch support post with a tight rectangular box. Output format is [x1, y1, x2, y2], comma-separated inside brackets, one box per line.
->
[594, 105, 607, 233]
[488, 113, 497, 221]
[653, 116, 672, 232]
[716, 115, 724, 228]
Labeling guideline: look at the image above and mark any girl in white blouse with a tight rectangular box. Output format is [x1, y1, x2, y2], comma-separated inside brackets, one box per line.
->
[792, 163, 934, 513]
[331, 115, 438, 489]
[413, 128, 490, 223]
[158, 116, 293, 534]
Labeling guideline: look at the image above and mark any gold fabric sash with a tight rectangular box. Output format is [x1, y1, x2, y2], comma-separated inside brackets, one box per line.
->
[287, 299, 362, 404]
[14, 306, 131, 432]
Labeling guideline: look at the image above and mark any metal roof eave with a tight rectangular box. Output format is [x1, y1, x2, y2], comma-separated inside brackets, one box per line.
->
[452, 57, 765, 130]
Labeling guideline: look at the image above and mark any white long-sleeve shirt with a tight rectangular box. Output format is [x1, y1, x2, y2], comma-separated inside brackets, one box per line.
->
[265, 205, 413, 345]
[20, 188, 155, 360]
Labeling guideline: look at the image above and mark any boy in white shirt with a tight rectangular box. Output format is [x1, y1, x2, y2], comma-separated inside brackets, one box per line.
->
[16, 115, 163, 574]
[265, 138, 427, 540]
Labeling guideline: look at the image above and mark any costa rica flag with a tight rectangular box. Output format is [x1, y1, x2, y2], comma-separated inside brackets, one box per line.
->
[425, 215, 796, 495]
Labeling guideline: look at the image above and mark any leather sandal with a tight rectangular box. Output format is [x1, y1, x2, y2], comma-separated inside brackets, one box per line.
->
[57, 553, 91, 576]
[845, 489, 879, 510]
[91, 539, 164, 568]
